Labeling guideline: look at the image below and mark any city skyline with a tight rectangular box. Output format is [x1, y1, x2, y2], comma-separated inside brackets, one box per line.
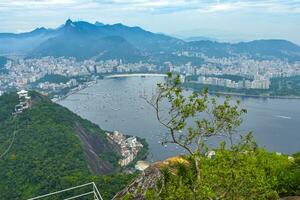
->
[0, 0, 300, 44]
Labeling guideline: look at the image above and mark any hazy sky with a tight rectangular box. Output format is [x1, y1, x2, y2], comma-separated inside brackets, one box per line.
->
[0, 0, 299, 44]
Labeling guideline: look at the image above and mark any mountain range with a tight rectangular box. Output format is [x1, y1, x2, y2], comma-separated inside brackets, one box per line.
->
[1, 19, 300, 62]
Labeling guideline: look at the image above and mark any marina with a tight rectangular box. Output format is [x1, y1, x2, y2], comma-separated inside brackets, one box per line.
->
[59, 76, 300, 161]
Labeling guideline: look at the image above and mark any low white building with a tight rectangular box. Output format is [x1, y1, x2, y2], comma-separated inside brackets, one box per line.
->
[135, 161, 150, 171]
[17, 90, 29, 99]
[14, 90, 31, 114]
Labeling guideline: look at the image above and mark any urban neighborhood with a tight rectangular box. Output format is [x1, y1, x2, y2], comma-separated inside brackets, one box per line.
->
[106, 131, 144, 167]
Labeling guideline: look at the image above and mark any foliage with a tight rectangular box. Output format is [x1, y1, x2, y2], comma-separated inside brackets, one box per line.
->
[0, 92, 135, 199]
[34, 74, 70, 84]
[143, 73, 300, 199]
[0, 92, 19, 122]
[145, 135, 299, 200]
[269, 76, 300, 96]
[144, 73, 247, 181]
[186, 74, 253, 83]
[277, 152, 300, 196]
[184, 81, 268, 96]
[93, 173, 138, 200]
[122, 193, 134, 200]
[210, 74, 253, 82]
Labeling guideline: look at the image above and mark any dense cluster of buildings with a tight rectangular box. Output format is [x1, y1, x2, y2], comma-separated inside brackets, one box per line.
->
[194, 57, 299, 89]
[201, 57, 300, 78]
[0, 57, 157, 96]
[172, 52, 300, 78]
[37, 78, 78, 91]
[198, 76, 270, 89]
[168, 55, 300, 90]
[106, 131, 143, 167]
[1, 55, 300, 96]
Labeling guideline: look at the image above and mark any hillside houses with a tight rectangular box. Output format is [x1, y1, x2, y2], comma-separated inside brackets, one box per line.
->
[14, 90, 31, 114]
[107, 131, 143, 167]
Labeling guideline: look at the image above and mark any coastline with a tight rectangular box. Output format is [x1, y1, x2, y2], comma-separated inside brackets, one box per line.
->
[52, 79, 98, 103]
[183, 84, 300, 100]
[208, 91, 300, 100]
[53, 73, 166, 103]
[52, 74, 300, 104]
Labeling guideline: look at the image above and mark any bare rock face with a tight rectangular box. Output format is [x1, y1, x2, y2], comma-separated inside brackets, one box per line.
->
[74, 122, 120, 174]
[113, 166, 163, 200]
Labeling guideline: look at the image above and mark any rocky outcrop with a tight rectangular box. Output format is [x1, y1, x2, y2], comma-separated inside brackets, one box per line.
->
[74, 122, 120, 174]
[113, 156, 188, 200]
[113, 166, 162, 200]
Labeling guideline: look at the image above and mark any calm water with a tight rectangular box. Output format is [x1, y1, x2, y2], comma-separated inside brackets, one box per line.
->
[59, 77, 300, 161]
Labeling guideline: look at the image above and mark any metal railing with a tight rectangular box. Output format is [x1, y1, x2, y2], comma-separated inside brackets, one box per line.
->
[28, 182, 104, 200]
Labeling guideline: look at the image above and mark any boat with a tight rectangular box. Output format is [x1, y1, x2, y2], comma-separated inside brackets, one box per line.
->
[274, 115, 292, 119]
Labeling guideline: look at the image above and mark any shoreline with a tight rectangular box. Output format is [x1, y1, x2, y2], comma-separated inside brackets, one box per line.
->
[183, 85, 300, 100]
[53, 73, 166, 103]
[53, 74, 300, 102]
[52, 80, 98, 103]
[209, 91, 300, 100]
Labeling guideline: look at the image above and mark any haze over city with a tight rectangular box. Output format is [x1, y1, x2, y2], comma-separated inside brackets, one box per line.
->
[0, 0, 300, 44]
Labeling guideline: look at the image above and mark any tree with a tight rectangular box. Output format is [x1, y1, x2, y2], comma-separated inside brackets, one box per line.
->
[137, 73, 298, 200]
[151, 134, 289, 200]
[143, 73, 247, 198]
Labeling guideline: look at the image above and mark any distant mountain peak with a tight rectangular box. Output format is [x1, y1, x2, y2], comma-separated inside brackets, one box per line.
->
[112, 23, 125, 27]
[65, 19, 73, 25]
[63, 19, 77, 31]
[95, 21, 104, 26]
[64, 19, 76, 28]
[31, 27, 48, 34]
[35, 27, 47, 31]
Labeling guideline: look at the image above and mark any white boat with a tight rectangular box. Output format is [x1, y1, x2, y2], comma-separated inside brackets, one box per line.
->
[274, 115, 292, 119]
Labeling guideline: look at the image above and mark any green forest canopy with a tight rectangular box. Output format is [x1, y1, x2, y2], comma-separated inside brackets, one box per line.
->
[0, 92, 135, 199]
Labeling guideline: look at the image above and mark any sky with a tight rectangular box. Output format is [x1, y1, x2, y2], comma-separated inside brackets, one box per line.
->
[0, 0, 300, 44]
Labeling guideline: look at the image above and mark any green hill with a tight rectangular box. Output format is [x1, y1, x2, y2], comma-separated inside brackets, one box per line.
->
[0, 91, 134, 199]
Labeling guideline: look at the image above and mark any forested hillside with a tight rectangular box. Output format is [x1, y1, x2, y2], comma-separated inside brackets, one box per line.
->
[0, 92, 134, 199]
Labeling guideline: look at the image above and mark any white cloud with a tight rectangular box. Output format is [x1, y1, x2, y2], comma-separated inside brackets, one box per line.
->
[0, 0, 76, 9]
[1, 0, 300, 13]
[89, 0, 300, 13]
